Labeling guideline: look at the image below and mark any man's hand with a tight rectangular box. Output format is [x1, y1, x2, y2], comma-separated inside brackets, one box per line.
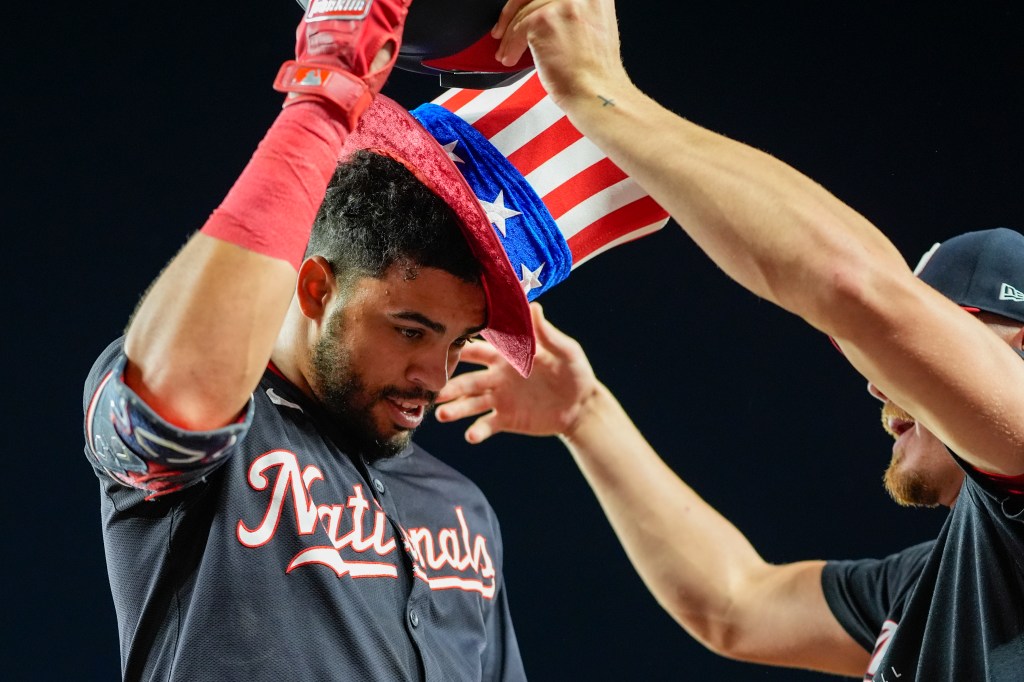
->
[274, 0, 413, 129]
[491, 0, 631, 110]
[436, 304, 600, 443]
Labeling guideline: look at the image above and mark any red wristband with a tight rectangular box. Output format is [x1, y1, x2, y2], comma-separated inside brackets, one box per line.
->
[199, 102, 347, 269]
[273, 60, 373, 132]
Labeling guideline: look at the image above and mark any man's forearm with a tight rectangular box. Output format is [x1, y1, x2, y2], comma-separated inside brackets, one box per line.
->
[558, 382, 868, 673]
[559, 83, 909, 338]
[124, 104, 346, 431]
[559, 382, 769, 649]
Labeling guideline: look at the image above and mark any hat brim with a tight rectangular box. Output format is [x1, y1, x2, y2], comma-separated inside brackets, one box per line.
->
[340, 95, 535, 376]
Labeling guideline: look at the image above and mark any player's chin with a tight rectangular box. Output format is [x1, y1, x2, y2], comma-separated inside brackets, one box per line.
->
[357, 424, 414, 463]
[363, 400, 430, 456]
[373, 414, 416, 448]
[883, 462, 941, 508]
[386, 425, 415, 445]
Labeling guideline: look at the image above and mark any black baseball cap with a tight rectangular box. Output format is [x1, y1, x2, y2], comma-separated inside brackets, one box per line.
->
[914, 227, 1024, 323]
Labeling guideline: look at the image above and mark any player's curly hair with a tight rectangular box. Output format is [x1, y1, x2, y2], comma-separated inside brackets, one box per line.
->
[305, 150, 481, 288]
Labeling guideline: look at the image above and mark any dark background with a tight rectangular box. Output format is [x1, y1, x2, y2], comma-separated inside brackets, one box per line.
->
[8, 1, 1022, 680]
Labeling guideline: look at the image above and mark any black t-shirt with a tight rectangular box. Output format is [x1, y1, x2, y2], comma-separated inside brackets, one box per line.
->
[83, 339, 526, 681]
[823, 462, 1024, 681]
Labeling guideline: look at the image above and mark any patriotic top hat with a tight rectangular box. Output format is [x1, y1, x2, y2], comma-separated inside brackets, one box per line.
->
[340, 71, 670, 376]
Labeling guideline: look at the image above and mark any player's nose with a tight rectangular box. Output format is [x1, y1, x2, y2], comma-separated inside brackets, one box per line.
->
[407, 350, 450, 393]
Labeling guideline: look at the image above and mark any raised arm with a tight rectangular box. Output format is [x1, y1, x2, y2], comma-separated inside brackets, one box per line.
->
[436, 305, 869, 675]
[492, 0, 1024, 476]
[123, 3, 410, 430]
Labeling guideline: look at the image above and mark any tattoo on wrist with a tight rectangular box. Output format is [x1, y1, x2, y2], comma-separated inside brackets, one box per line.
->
[598, 95, 616, 107]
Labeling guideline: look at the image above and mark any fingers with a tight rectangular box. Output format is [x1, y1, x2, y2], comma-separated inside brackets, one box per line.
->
[435, 392, 495, 423]
[370, 41, 396, 73]
[494, 0, 555, 67]
[529, 302, 555, 344]
[529, 302, 580, 355]
[434, 370, 504, 443]
[465, 412, 500, 444]
[437, 367, 492, 404]
[492, 0, 533, 39]
[457, 340, 502, 367]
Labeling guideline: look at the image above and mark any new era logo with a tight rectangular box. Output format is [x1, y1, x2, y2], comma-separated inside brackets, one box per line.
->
[306, 0, 372, 22]
[1000, 283, 1024, 302]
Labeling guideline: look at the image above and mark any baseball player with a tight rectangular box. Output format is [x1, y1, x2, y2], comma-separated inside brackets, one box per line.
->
[434, 1, 1024, 680]
[82, 4, 531, 680]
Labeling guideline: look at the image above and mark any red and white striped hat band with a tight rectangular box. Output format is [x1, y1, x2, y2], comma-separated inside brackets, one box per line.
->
[418, 71, 670, 297]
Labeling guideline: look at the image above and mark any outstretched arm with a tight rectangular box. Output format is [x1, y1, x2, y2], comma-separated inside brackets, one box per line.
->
[491, 0, 1024, 476]
[436, 306, 869, 675]
[123, 4, 410, 430]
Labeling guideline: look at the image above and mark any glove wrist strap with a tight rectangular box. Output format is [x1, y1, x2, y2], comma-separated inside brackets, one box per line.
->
[273, 60, 372, 131]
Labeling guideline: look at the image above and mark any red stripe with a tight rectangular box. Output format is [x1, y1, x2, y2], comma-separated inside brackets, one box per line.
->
[968, 463, 1024, 496]
[541, 158, 627, 220]
[566, 197, 668, 262]
[506, 116, 583, 177]
[266, 361, 286, 380]
[440, 87, 485, 114]
[470, 75, 547, 139]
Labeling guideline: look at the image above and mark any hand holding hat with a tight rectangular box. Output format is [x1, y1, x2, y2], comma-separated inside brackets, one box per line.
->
[492, 0, 632, 111]
[274, 0, 413, 130]
[435, 303, 600, 443]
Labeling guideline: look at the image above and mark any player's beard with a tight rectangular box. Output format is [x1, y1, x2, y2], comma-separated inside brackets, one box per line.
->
[309, 312, 437, 463]
[880, 402, 943, 508]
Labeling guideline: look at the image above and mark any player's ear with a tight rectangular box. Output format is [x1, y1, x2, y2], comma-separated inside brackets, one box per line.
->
[296, 256, 336, 322]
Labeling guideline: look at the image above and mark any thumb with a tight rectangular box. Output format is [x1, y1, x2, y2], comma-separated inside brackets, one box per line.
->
[530, 302, 575, 353]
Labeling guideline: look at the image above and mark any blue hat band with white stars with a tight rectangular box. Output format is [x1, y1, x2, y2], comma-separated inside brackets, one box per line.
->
[411, 103, 572, 301]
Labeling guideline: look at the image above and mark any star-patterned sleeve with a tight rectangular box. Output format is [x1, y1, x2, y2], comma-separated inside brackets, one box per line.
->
[83, 338, 252, 500]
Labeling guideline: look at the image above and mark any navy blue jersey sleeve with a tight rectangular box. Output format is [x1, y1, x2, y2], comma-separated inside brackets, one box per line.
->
[820, 541, 934, 652]
[83, 338, 254, 500]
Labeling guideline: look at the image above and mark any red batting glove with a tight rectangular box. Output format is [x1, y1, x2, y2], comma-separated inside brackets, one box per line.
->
[274, 0, 412, 130]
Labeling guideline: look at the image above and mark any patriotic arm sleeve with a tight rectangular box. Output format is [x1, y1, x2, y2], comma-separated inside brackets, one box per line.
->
[84, 351, 252, 500]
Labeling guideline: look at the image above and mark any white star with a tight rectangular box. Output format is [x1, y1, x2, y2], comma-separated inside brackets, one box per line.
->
[519, 263, 545, 295]
[479, 190, 522, 237]
[441, 140, 464, 164]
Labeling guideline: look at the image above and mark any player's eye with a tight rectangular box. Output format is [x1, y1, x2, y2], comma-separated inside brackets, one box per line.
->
[452, 334, 481, 349]
[397, 327, 423, 340]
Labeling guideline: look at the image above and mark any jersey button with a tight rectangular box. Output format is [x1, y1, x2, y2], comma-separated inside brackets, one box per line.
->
[373, 478, 386, 495]
[408, 609, 420, 628]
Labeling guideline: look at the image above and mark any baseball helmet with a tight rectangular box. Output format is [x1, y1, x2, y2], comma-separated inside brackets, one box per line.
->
[293, 0, 535, 89]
